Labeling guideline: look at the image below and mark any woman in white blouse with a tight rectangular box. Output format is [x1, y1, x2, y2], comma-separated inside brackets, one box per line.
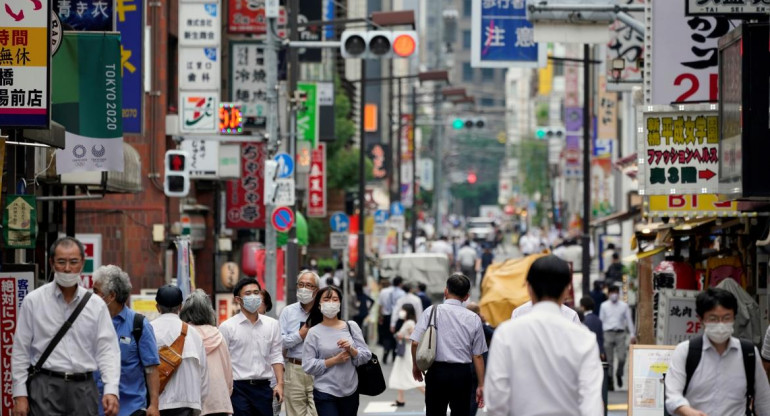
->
[388, 303, 425, 406]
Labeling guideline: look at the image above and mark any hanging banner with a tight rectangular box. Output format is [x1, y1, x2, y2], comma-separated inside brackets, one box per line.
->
[367, 143, 389, 182]
[116, 0, 144, 134]
[591, 159, 615, 218]
[53, 33, 123, 173]
[0, 265, 35, 414]
[638, 104, 719, 196]
[647, 0, 737, 105]
[307, 142, 326, 218]
[54, 0, 114, 31]
[175, 238, 192, 300]
[297, 82, 318, 148]
[401, 114, 414, 207]
[0, 0, 51, 128]
[226, 141, 266, 228]
[230, 41, 267, 128]
[606, 0, 644, 91]
[471, 0, 545, 68]
[597, 76, 618, 143]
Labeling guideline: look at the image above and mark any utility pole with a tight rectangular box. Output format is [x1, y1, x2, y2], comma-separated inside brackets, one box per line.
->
[357, 59, 367, 283]
[285, 0, 300, 305]
[410, 84, 417, 251]
[264, 10, 279, 317]
[581, 44, 591, 296]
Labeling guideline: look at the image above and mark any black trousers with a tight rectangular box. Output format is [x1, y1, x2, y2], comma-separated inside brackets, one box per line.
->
[425, 362, 473, 416]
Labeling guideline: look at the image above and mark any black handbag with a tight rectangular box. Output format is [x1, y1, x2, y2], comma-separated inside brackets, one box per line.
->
[346, 322, 386, 396]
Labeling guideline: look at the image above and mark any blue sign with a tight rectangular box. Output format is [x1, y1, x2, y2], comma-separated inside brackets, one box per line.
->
[471, 0, 544, 68]
[374, 210, 389, 224]
[116, 0, 143, 133]
[55, 0, 114, 31]
[390, 202, 404, 217]
[330, 212, 350, 233]
[274, 153, 294, 178]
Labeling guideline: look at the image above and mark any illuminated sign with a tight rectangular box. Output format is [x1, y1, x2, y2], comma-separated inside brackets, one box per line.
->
[219, 103, 243, 134]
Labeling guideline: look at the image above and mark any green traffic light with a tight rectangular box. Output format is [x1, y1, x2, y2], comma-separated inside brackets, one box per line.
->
[536, 129, 546, 139]
[452, 119, 464, 129]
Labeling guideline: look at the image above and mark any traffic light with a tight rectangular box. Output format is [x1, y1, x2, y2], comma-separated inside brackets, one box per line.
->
[467, 172, 477, 184]
[451, 117, 486, 129]
[340, 30, 418, 59]
[164, 150, 190, 197]
[535, 126, 565, 140]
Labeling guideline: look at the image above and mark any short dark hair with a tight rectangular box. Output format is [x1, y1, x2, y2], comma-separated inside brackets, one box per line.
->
[526, 256, 571, 300]
[418, 282, 427, 292]
[323, 266, 333, 274]
[446, 273, 471, 298]
[607, 285, 620, 294]
[593, 280, 604, 290]
[307, 286, 343, 327]
[393, 276, 404, 287]
[696, 288, 738, 318]
[402, 283, 413, 293]
[612, 253, 620, 260]
[232, 277, 261, 298]
[579, 296, 595, 311]
[259, 289, 273, 312]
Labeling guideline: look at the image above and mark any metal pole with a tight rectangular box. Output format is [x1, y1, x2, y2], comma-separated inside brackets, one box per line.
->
[357, 58, 367, 284]
[388, 59, 395, 204]
[342, 247, 350, 320]
[396, 80, 402, 203]
[264, 15, 279, 318]
[581, 43, 591, 296]
[410, 84, 418, 252]
[285, 0, 300, 306]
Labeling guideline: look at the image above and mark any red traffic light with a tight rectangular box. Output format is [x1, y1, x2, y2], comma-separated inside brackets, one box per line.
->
[393, 33, 417, 57]
[168, 154, 186, 172]
[467, 172, 477, 184]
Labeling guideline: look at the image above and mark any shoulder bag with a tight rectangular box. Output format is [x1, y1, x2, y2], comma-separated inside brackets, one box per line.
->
[346, 321, 386, 396]
[415, 305, 437, 372]
[157, 322, 188, 394]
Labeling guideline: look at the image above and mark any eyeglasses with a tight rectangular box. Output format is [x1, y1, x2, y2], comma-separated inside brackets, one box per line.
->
[704, 315, 735, 324]
[54, 259, 82, 267]
[297, 283, 317, 290]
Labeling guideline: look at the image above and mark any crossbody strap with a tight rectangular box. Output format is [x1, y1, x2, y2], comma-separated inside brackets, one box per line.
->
[30, 291, 93, 373]
[169, 322, 188, 356]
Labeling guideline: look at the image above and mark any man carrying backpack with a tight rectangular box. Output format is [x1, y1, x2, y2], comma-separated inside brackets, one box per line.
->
[665, 288, 770, 416]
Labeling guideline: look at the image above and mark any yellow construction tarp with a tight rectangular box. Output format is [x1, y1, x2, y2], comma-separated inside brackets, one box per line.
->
[480, 253, 547, 327]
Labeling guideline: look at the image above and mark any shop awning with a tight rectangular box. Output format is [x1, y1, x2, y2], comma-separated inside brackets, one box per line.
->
[590, 208, 641, 228]
[22, 121, 66, 149]
[58, 142, 143, 193]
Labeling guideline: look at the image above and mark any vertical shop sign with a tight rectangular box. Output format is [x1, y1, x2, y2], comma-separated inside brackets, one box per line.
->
[226, 142, 266, 228]
[54, 0, 114, 31]
[0, 266, 35, 415]
[400, 114, 414, 207]
[0, 0, 51, 128]
[230, 42, 267, 128]
[606, 0, 644, 90]
[116, 0, 143, 133]
[595, 76, 617, 159]
[296, 82, 318, 148]
[307, 142, 326, 218]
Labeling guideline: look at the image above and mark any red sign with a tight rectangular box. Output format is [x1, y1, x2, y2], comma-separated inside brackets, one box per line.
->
[271, 206, 295, 233]
[307, 143, 326, 218]
[226, 142, 266, 228]
[1, 277, 15, 413]
[227, 0, 286, 34]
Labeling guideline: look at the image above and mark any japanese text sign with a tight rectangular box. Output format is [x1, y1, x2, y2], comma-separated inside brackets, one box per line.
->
[226, 142, 266, 228]
[401, 114, 414, 208]
[54, 0, 114, 31]
[606, 0, 643, 91]
[655, 289, 702, 345]
[0, 266, 35, 414]
[0, 0, 50, 128]
[230, 41, 267, 127]
[3, 195, 37, 249]
[116, 0, 143, 134]
[638, 104, 720, 196]
[597, 76, 618, 146]
[227, 0, 286, 34]
[686, 0, 770, 17]
[471, 0, 544, 68]
[647, 0, 738, 105]
[179, 47, 220, 90]
[181, 139, 219, 178]
[179, 3, 220, 47]
[307, 142, 326, 218]
[297, 82, 318, 147]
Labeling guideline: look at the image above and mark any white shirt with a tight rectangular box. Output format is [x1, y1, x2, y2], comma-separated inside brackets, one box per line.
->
[390, 293, 424, 329]
[379, 286, 395, 315]
[457, 246, 477, 268]
[12, 282, 120, 398]
[430, 240, 453, 258]
[485, 302, 604, 416]
[151, 313, 208, 411]
[219, 312, 283, 380]
[511, 300, 581, 323]
[665, 336, 770, 415]
[599, 299, 635, 334]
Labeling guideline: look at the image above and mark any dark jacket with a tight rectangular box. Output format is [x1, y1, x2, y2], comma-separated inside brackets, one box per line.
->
[590, 289, 607, 315]
[583, 312, 605, 357]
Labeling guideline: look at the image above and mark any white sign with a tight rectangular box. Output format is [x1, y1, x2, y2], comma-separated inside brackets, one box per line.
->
[180, 91, 218, 133]
[230, 42, 268, 125]
[390, 216, 406, 233]
[419, 158, 434, 191]
[273, 179, 296, 206]
[181, 139, 219, 178]
[179, 47, 220, 91]
[401, 163, 413, 208]
[179, 3, 221, 47]
[374, 224, 388, 238]
[606, 0, 644, 91]
[656, 289, 702, 345]
[647, 0, 737, 105]
[317, 82, 334, 106]
[330, 232, 348, 250]
[219, 144, 241, 178]
[686, 0, 770, 16]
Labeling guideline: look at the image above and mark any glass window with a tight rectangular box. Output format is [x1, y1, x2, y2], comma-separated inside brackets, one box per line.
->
[481, 68, 494, 79]
[463, 62, 474, 82]
[463, 30, 472, 49]
[481, 98, 495, 107]
[464, 0, 472, 16]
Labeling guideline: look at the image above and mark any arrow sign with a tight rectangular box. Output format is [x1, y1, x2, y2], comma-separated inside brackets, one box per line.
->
[699, 169, 716, 181]
[330, 212, 350, 233]
[4, 195, 37, 248]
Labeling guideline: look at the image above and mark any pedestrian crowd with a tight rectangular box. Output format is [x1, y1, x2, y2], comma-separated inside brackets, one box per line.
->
[11, 236, 770, 416]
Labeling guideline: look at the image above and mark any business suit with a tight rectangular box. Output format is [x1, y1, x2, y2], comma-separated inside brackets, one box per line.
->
[582, 312, 605, 356]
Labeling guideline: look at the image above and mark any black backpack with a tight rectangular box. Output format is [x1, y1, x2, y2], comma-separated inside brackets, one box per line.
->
[683, 335, 755, 415]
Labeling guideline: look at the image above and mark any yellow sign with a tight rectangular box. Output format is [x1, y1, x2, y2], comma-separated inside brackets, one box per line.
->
[646, 194, 757, 218]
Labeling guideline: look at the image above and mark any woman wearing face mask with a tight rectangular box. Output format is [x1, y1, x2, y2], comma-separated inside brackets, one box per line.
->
[388, 304, 425, 407]
[302, 286, 372, 416]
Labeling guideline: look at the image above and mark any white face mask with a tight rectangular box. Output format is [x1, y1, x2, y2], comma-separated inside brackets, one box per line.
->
[241, 294, 262, 313]
[54, 272, 81, 288]
[398, 310, 407, 320]
[297, 288, 315, 304]
[705, 322, 734, 344]
[320, 301, 340, 318]
[609, 293, 619, 302]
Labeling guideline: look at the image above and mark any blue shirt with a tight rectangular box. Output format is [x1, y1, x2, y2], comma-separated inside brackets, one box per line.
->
[95, 307, 160, 416]
[279, 302, 311, 359]
[410, 299, 488, 363]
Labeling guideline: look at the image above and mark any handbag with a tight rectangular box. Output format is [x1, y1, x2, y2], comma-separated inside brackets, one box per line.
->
[157, 322, 188, 394]
[415, 305, 437, 372]
[395, 339, 406, 357]
[346, 322, 386, 396]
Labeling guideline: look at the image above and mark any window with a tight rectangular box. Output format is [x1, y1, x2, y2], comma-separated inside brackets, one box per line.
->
[481, 68, 494, 80]
[462, 30, 471, 49]
[481, 98, 495, 107]
[463, 62, 474, 82]
[464, 0, 472, 16]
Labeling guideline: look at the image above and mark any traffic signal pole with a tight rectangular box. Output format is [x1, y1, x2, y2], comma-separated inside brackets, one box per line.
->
[264, 12, 279, 318]
[357, 59, 367, 284]
[410, 84, 418, 251]
[581, 44, 591, 296]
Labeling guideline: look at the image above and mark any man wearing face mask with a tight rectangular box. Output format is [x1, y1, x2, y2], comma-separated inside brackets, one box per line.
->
[599, 285, 636, 391]
[220, 278, 284, 416]
[665, 288, 770, 416]
[279, 270, 320, 416]
[12, 237, 121, 416]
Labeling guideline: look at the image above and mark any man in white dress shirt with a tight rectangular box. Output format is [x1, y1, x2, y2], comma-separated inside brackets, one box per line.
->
[485, 255, 604, 416]
[599, 285, 636, 390]
[151, 285, 208, 416]
[220, 278, 284, 416]
[665, 288, 770, 416]
[12, 237, 121, 416]
[511, 299, 581, 323]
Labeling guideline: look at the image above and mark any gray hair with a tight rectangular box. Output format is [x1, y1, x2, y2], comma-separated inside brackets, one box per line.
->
[93, 265, 133, 304]
[298, 269, 320, 287]
[180, 289, 216, 326]
[49, 237, 85, 260]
